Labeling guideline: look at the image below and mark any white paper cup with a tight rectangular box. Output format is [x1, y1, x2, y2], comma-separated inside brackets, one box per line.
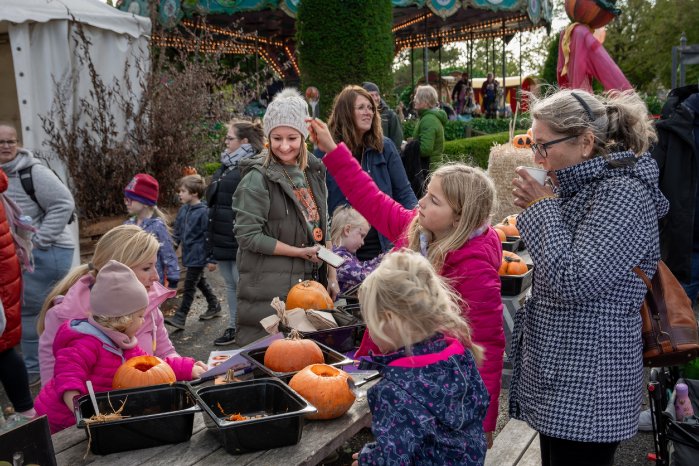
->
[521, 166, 548, 185]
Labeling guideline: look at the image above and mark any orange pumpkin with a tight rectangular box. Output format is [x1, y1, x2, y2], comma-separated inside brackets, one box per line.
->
[286, 280, 334, 310]
[512, 134, 532, 149]
[505, 214, 518, 226]
[564, 0, 617, 29]
[264, 329, 324, 372]
[112, 355, 176, 389]
[499, 252, 528, 276]
[495, 223, 519, 237]
[289, 364, 356, 420]
[495, 228, 506, 242]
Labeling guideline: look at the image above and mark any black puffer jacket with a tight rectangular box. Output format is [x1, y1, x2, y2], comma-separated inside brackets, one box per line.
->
[206, 164, 243, 261]
[651, 84, 699, 282]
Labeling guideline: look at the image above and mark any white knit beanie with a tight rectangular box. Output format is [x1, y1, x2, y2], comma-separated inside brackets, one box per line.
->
[90, 260, 149, 317]
[263, 88, 309, 139]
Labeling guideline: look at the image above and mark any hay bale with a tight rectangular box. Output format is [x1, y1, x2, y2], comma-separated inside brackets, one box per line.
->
[487, 143, 540, 223]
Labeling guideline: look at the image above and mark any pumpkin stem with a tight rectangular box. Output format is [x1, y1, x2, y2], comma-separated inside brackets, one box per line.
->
[504, 256, 521, 263]
[288, 329, 304, 340]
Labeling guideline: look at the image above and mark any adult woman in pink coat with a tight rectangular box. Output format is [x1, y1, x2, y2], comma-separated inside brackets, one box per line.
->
[309, 118, 505, 447]
[37, 225, 192, 386]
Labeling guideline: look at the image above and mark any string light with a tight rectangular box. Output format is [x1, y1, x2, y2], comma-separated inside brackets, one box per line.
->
[392, 12, 431, 32]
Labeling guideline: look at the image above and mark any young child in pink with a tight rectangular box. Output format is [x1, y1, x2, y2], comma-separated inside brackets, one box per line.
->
[35, 260, 207, 433]
[330, 205, 383, 294]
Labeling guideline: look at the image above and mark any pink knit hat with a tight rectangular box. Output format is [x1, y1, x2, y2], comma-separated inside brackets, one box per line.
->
[124, 173, 159, 206]
[90, 260, 149, 317]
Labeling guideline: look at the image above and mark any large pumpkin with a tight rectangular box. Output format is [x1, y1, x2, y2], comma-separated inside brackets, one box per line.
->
[289, 364, 356, 420]
[264, 330, 324, 372]
[564, 0, 618, 29]
[112, 355, 176, 389]
[286, 280, 333, 310]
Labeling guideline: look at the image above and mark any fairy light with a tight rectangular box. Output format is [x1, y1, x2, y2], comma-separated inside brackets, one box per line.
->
[283, 44, 300, 76]
[180, 18, 284, 47]
[392, 12, 431, 32]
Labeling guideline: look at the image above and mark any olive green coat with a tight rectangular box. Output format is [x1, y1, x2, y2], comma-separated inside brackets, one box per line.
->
[233, 154, 328, 345]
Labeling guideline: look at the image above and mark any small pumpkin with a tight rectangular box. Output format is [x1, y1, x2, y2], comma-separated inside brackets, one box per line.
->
[504, 214, 518, 226]
[112, 355, 176, 389]
[264, 329, 324, 372]
[564, 0, 618, 29]
[495, 223, 519, 237]
[286, 280, 334, 310]
[495, 228, 507, 242]
[512, 134, 532, 149]
[499, 252, 528, 276]
[289, 364, 356, 420]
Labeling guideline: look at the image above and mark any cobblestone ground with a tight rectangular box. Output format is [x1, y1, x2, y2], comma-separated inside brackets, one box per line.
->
[2, 267, 656, 465]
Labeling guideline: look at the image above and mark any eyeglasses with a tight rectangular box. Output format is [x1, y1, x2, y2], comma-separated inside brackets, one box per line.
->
[531, 135, 578, 159]
[354, 105, 374, 113]
[0, 140, 17, 147]
[224, 136, 238, 142]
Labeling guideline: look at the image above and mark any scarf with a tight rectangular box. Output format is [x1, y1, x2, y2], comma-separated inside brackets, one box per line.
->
[220, 143, 257, 168]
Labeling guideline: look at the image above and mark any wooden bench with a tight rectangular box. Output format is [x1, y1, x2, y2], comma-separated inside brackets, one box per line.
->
[485, 419, 539, 466]
[51, 380, 378, 466]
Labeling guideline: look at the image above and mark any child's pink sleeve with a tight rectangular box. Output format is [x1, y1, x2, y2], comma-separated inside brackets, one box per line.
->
[165, 356, 196, 381]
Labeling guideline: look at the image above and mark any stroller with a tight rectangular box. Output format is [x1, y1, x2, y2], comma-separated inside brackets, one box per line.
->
[648, 367, 699, 465]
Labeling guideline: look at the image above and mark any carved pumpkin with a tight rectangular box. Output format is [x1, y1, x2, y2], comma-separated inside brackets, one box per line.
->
[512, 134, 532, 149]
[564, 0, 618, 29]
[499, 252, 529, 276]
[112, 355, 176, 389]
[286, 280, 334, 310]
[264, 329, 324, 372]
[289, 364, 356, 420]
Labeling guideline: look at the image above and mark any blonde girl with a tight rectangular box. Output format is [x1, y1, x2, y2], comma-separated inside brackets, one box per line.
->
[35, 260, 204, 433]
[309, 117, 504, 447]
[233, 89, 338, 346]
[329, 205, 383, 294]
[351, 251, 488, 465]
[123, 173, 180, 289]
[37, 225, 188, 386]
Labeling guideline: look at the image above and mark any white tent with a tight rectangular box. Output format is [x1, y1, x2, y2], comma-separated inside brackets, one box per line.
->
[0, 0, 151, 263]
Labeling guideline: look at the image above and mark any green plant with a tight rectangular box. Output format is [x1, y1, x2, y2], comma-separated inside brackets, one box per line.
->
[440, 131, 512, 169]
[202, 162, 222, 176]
[643, 94, 665, 115]
[541, 31, 561, 85]
[297, 0, 394, 119]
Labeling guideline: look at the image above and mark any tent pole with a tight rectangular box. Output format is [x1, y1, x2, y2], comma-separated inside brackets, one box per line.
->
[502, 20, 506, 116]
[438, 37, 442, 102]
[423, 14, 428, 84]
[411, 45, 415, 90]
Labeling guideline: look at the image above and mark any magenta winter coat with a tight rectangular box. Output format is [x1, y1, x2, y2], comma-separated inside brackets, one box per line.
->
[39, 275, 178, 387]
[322, 143, 505, 431]
[35, 320, 195, 433]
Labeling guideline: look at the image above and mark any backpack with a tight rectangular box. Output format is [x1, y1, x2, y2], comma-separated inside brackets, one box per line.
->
[18, 165, 76, 224]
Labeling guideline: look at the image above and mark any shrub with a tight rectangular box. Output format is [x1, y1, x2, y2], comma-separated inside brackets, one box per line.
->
[440, 132, 512, 169]
[297, 0, 394, 119]
[402, 117, 530, 142]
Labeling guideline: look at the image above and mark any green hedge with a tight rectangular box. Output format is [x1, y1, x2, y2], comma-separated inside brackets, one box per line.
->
[402, 117, 531, 142]
[439, 131, 512, 169]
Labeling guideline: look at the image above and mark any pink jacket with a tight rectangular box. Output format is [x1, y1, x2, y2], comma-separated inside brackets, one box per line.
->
[323, 143, 505, 431]
[35, 320, 194, 433]
[39, 275, 178, 386]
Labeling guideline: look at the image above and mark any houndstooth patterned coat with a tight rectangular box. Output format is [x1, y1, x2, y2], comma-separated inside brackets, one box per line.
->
[509, 151, 669, 443]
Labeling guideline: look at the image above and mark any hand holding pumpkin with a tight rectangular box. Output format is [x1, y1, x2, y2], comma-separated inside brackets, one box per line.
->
[512, 167, 555, 209]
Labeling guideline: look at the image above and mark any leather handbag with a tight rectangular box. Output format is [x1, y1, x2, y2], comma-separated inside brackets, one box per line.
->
[634, 261, 699, 367]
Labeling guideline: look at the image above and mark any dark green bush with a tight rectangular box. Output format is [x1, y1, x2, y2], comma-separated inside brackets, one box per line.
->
[202, 162, 222, 176]
[297, 0, 394, 119]
[440, 132, 512, 169]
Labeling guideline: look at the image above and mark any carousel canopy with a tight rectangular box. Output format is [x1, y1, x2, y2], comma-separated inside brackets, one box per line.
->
[118, 0, 553, 78]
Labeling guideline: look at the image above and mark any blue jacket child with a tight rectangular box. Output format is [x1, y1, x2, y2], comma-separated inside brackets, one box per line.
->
[173, 203, 209, 267]
[358, 334, 489, 465]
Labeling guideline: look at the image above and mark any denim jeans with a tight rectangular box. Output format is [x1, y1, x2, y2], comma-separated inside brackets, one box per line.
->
[21, 245, 74, 375]
[217, 260, 239, 329]
[681, 250, 699, 305]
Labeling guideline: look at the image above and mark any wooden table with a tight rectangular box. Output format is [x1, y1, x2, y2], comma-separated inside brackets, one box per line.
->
[485, 419, 539, 466]
[51, 380, 378, 466]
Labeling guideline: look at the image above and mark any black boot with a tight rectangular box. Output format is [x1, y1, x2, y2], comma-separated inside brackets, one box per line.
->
[164, 311, 187, 330]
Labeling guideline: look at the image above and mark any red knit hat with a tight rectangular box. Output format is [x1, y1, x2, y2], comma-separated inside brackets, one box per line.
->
[124, 173, 159, 206]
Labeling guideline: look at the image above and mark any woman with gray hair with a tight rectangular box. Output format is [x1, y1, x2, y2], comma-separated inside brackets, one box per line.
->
[410, 85, 447, 197]
[508, 89, 669, 465]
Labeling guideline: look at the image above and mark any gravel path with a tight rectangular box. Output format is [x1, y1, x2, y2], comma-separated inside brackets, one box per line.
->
[1, 268, 658, 464]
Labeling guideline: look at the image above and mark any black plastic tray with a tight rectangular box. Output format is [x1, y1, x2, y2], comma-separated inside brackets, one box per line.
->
[195, 378, 315, 454]
[241, 340, 354, 382]
[501, 236, 522, 252]
[302, 323, 366, 353]
[75, 383, 199, 455]
[500, 264, 534, 296]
